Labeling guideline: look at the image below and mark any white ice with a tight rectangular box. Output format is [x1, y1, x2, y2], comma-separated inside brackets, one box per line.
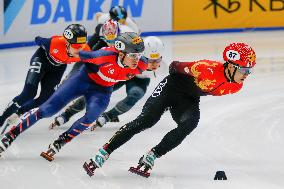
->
[0, 31, 284, 189]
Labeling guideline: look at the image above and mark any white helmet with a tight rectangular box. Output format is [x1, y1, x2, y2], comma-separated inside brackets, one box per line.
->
[143, 36, 165, 60]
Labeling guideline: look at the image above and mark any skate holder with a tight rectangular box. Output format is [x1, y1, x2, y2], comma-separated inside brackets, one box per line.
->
[83, 162, 95, 177]
[129, 166, 150, 178]
[40, 152, 54, 162]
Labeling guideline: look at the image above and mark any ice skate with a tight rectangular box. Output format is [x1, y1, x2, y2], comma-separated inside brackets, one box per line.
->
[83, 159, 98, 177]
[90, 113, 119, 131]
[49, 115, 66, 130]
[40, 136, 67, 161]
[129, 150, 157, 178]
[0, 129, 17, 156]
[1, 113, 21, 135]
[83, 147, 109, 177]
[6, 113, 20, 125]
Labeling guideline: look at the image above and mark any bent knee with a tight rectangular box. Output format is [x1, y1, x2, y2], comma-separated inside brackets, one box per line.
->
[128, 86, 145, 100]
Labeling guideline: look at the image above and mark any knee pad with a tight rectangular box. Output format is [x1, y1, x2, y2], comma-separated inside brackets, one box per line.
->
[125, 87, 145, 106]
[128, 86, 145, 99]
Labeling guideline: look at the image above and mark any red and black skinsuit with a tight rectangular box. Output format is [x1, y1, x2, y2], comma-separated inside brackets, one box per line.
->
[103, 60, 243, 157]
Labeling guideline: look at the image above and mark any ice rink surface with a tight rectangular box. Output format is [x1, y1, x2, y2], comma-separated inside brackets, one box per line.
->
[0, 31, 284, 189]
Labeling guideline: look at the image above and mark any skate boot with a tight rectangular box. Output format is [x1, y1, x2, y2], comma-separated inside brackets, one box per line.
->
[83, 147, 109, 177]
[129, 150, 158, 178]
[0, 126, 18, 156]
[40, 133, 69, 161]
[0, 113, 21, 135]
[0, 102, 20, 127]
[6, 113, 20, 125]
[49, 115, 66, 130]
[90, 113, 119, 131]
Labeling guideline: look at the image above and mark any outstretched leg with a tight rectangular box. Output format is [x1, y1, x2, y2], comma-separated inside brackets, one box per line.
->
[83, 77, 171, 176]
[0, 49, 46, 127]
[105, 78, 168, 154]
[96, 79, 149, 128]
[41, 89, 111, 161]
[0, 70, 87, 154]
[49, 97, 86, 130]
[17, 63, 66, 115]
[130, 94, 200, 177]
[153, 97, 200, 157]
[102, 78, 150, 125]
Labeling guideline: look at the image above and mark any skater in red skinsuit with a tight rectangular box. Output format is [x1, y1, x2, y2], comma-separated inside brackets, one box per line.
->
[83, 42, 257, 177]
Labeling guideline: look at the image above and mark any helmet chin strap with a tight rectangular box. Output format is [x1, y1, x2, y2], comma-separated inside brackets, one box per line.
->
[224, 62, 237, 83]
[228, 68, 237, 83]
[66, 43, 73, 57]
[119, 53, 128, 67]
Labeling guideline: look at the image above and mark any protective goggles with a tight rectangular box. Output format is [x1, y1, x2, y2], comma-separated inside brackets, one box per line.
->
[232, 64, 253, 75]
[70, 43, 85, 49]
[126, 53, 142, 60]
[104, 33, 117, 41]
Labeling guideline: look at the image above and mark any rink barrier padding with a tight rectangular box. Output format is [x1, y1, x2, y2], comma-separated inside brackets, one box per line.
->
[2, 27, 284, 49]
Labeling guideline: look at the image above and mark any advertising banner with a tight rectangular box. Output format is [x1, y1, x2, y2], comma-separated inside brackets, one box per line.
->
[174, 0, 284, 31]
[0, 0, 172, 47]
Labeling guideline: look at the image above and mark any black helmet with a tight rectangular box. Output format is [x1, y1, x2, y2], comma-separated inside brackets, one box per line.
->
[114, 32, 144, 53]
[109, 5, 127, 21]
[63, 24, 87, 44]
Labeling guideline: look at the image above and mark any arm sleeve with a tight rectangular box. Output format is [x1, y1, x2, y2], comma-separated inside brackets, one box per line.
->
[169, 61, 211, 78]
[79, 49, 116, 65]
[169, 61, 192, 75]
[34, 36, 51, 48]
[56, 45, 90, 64]
[87, 24, 103, 49]
[137, 57, 148, 73]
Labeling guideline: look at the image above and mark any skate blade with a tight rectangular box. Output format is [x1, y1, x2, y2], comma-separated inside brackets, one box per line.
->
[40, 152, 54, 162]
[49, 123, 57, 130]
[129, 167, 150, 178]
[1, 122, 10, 135]
[83, 162, 94, 177]
[0, 147, 5, 157]
[90, 126, 97, 131]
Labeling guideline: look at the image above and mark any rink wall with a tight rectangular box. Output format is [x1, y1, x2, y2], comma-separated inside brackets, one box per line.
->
[1, 0, 284, 49]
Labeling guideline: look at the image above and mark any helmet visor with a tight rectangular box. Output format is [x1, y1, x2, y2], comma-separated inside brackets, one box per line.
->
[148, 57, 162, 64]
[232, 65, 253, 75]
[70, 43, 85, 49]
[126, 52, 142, 60]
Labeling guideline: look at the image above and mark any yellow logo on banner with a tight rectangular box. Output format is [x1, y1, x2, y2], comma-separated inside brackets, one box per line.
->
[132, 37, 142, 44]
[173, 1, 284, 31]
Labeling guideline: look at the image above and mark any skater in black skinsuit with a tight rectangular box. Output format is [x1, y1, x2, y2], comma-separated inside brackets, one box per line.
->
[0, 24, 89, 128]
[83, 42, 257, 177]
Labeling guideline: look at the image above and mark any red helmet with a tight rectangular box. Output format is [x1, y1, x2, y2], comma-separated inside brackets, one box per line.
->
[223, 43, 256, 68]
[102, 19, 119, 43]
